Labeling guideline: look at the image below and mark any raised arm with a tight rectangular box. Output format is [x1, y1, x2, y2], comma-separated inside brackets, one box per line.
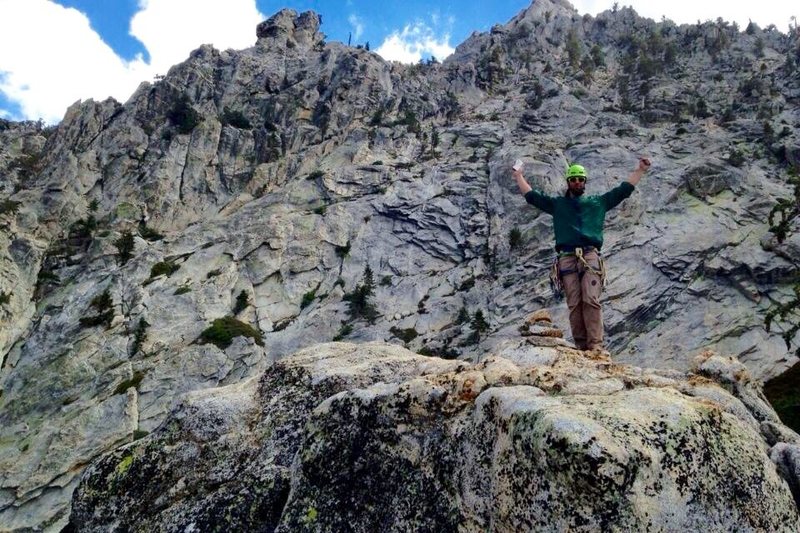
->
[512, 168, 532, 195]
[627, 158, 651, 186]
[512, 167, 555, 214]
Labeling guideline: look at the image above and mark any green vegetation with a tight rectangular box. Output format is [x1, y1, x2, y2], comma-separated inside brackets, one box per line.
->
[114, 371, 144, 395]
[468, 309, 489, 345]
[0, 200, 21, 216]
[221, 106, 252, 129]
[174, 286, 192, 295]
[301, 289, 317, 309]
[390, 326, 419, 344]
[114, 231, 135, 265]
[380, 275, 392, 287]
[764, 362, 800, 432]
[0, 291, 10, 306]
[307, 170, 325, 180]
[149, 261, 180, 279]
[333, 323, 353, 341]
[70, 214, 97, 239]
[138, 222, 163, 241]
[10, 151, 43, 181]
[396, 110, 421, 135]
[199, 316, 264, 349]
[509, 227, 522, 251]
[565, 29, 581, 68]
[233, 290, 250, 315]
[167, 94, 202, 134]
[343, 266, 377, 323]
[79, 288, 114, 329]
[455, 306, 470, 325]
[131, 318, 149, 356]
[313, 205, 327, 215]
[133, 429, 149, 440]
[206, 268, 222, 279]
[335, 241, 351, 258]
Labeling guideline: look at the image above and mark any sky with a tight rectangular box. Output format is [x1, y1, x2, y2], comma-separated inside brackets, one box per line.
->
[0, 0, 797, 124]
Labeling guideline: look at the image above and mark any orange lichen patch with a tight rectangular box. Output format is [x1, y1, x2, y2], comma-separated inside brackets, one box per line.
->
[687, 374, 718, 387]
[535, 327, 563, 338]
[583, 349, 612, 362]
[733, 368, 751, 384]
[525, 309, 552, 324]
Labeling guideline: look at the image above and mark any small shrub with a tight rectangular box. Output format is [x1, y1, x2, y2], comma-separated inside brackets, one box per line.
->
[390, 326, 419, 344]
[138, 223, 163, 241]
[199, 316, 264, 349]
[333, 323, 353, 341]
[131, 318, 150, 356]
[0, 291, 11, 306]
[343, 266, 377, 322]
[509, 227, 522, 250]
[168, 94, 202, 134]
[470, 310, 490, 343]
[335, 242, 351, 258]
[301, 290, 317, 309]
[149, 261, 179, 279]
[133, 429, 149, 440]
[727, 147, 746, 167]
[233, 290, 250, 315]
[459, 277, 475, 291]
[313, 205, 327, 215]
[221, 107, 252, 129]
[380, 276, 392, 287]
[307, 170, 325, 180]
[114, 231, 135, 265]
[455, 306, 470, 324]
[0, 200, 21, 216]
[174, 286, 192, 295]
[79, 288, 114, 329]
[113, 371, 145, 395]
[206, 268, 222, 279]
[88, 199, 99, 212]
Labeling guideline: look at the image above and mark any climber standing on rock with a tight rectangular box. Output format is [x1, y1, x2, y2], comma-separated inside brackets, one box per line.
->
[511, 158, 651, 357]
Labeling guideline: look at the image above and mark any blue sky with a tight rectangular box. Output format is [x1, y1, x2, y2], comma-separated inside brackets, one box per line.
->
[0, 0, 796, 124]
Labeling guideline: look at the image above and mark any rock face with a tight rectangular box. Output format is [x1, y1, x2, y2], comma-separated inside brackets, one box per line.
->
[2, 0, 800, 528]
[67, 341, 800, 531]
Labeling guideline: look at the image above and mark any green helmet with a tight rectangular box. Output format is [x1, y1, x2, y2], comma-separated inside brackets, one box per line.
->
[566, 164, 587, 180]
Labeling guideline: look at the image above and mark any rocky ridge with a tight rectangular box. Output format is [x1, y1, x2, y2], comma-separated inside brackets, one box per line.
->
[1, 0, 800, 529]
[67, 338, 800, 531]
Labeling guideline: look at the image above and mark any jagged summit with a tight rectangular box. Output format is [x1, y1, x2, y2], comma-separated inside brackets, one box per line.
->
[0, 2, 799, 529]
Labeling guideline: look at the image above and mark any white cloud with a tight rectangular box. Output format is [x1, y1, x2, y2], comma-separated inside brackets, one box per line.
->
[130, 0, 263, 76]
[0, 0, 264, 124]
[348, 14, 364, 42]
[376, 22, 454, 64]
[571, 1, 798, 30]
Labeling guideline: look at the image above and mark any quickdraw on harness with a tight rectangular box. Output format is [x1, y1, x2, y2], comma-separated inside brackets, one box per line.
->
[548, 247, 607, 299]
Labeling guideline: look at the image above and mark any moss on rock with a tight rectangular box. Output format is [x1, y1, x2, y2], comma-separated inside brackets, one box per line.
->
[199, 317, 264, 349]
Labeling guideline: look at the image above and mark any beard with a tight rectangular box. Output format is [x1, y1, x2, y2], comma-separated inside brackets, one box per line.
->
[568, 186, 585, 197]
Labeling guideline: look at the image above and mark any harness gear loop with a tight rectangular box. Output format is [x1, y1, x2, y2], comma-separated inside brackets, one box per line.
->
[549, 256, 564, 299]
[574, 247, 607, 287]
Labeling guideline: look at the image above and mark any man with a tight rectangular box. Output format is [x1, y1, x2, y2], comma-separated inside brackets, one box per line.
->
[512, 158, 651, 355]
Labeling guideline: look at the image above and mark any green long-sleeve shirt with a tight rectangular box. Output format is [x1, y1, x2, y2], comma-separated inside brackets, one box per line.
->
[524, 182, 635, 251]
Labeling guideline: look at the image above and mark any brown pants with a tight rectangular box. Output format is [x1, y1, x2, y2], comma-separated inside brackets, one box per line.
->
[558, 250, 603, 350]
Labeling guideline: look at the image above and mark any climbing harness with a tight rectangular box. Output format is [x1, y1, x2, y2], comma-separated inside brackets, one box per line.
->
[549, 247, 607, 298]
[574, 247, 606, 287]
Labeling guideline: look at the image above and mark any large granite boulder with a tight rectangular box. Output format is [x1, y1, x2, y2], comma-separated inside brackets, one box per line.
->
[67, 342, 800, 531]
